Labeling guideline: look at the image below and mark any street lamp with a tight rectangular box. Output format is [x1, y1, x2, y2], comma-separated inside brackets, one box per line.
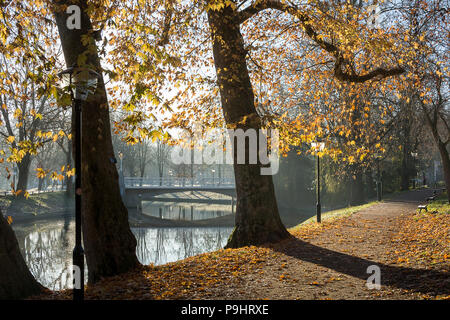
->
[211, 169, 216, 185]
[58, 66, 100, 301]
[118, 152, 124, 196]
[311, 141, 325, 223]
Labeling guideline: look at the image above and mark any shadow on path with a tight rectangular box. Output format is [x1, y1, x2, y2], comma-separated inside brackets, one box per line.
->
[269, 237, 449, 296]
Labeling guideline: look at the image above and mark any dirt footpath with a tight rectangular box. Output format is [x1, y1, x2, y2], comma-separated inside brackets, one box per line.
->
[208, 189, 449, 300]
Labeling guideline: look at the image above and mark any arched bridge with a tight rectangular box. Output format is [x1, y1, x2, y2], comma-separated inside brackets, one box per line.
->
[121, 177, 236, 208]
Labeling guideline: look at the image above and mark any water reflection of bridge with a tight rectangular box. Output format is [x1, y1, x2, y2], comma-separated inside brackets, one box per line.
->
[121, 177, 236, 209]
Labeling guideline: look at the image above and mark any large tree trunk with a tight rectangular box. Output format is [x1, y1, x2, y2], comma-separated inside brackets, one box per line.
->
[38, 178, 44, 191]
[400, 109, 413, 191]
[350, 170, 365, 206]
[400, 144, 411, 191]
[53, 0, 139, 283]
[420, 97, 450, 203]
[0, 211, 42, 299]
[437, 141, 450, 203]
[207, 6, 290, 248]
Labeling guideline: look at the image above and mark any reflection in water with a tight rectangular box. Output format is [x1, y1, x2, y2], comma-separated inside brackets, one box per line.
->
[134, 227, 232, 265]
[13, 218, 232, 290]
[14, 216, 78, 291]
[142, 201, 233, 221]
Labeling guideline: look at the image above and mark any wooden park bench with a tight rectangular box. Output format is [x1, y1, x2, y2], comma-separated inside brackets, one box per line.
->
[417, 204, 428, 213]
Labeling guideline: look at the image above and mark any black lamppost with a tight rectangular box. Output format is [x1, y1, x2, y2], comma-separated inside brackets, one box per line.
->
[118, 152, 124, 197]
[311, 141, 325, 223]
[58, 66, 100, 301]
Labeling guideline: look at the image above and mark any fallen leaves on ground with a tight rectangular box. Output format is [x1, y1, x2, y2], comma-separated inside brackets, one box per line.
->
[388, 212, 449, 269]
[35, 203, 449, 300]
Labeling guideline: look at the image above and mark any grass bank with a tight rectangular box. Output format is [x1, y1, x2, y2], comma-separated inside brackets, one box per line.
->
[424, 191, 450, 214]
[289, 201, 377, 233]
[0, 191, 73, 218]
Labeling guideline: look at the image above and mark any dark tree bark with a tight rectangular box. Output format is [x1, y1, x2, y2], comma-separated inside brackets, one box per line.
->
[52, 0, 139, 283]
[437, 141, 450, 203]
[400, 114, 412, 191]
[0, 211, 42, 299]
[350, 170, 365, 206]
[38, 178, 44, 191]
[207, 5, 290, 248]
[16, 154, 31, 193]
[420, 95, 450, 203]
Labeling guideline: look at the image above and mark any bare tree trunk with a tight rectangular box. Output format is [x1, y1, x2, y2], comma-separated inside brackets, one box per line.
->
[400, 136, 412, 191]
[53, 0, 139, 283]
[38, 178, 44, 191]
[16, 154, 31, 193]
[0, 211, 42, 299]
[437, 141, 450, 203]
[207, 6, 290, 248]
[420, 96, 450, 203]
[350, 170, 365, 206]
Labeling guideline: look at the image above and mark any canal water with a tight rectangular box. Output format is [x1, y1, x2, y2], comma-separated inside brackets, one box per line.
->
[11, 192, 314, 291]
[12, 197, 234, 291]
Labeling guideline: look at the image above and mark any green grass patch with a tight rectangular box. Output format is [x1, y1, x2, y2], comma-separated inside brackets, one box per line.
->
[0, 191, 73, 215]
[289, 201, 377, 232]
[425, 191, 450, 215]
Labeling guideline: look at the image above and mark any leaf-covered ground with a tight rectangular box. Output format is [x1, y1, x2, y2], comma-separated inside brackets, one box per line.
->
[36, 189, 449, 300]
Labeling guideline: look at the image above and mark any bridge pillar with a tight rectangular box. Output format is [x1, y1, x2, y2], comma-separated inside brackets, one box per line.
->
[119, 173, 125, 197]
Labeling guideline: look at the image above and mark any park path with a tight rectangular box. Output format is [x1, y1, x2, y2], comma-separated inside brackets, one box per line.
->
[204, 188, 449, 300]
[36, 188, 448, 300]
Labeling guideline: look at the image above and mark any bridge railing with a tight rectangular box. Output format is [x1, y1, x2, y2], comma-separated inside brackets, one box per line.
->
[124, 177, 235, 188]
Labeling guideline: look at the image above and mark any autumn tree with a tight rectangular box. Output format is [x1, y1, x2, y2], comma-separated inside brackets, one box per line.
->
[102, 0, 408, 247]
[51, 0, 139, 282]
[394, 0, 449, 200]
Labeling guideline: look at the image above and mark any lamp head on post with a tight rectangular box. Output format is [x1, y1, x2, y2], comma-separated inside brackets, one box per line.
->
[58, 66, 101, 101]
[311, 141, 325, 152]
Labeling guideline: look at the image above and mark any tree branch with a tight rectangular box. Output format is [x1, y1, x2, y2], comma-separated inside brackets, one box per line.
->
[237, 0, 405, 83]
[157, 0, 175, 46]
